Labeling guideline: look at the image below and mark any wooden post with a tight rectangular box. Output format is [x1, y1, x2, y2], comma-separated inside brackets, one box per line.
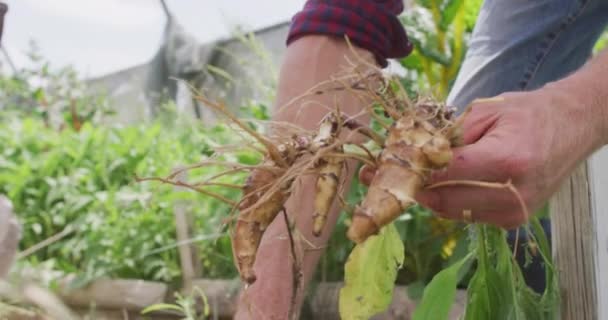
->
[550, 146, 608, 319]
[173, 168, 202, 289]
[0, 196, 19, 278]
[589, 147, 608, 320]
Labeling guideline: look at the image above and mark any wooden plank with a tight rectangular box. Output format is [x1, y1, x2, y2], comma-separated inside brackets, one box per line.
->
[589, 146, 608, 320]
[58, 278, 168, 310]
[184, 279, 241, 319]
[184, 279, 467, 319]
[0, 303, 49, 320]
[0, 196, 19, 278]
[72, 308, 180, 320]
[550, 162, 597, 319]
[172, 168, 202, 289]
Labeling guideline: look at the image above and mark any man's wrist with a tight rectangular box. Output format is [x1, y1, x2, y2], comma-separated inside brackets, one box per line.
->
[544, 68, 608, 151]
[570, 79, 608, 149]
[565, 49, 608, 148]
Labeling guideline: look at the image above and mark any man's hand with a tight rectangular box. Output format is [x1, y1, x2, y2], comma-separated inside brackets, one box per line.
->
[360, 85, 607, 228]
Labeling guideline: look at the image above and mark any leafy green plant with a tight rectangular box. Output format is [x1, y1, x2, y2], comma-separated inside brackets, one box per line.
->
[142, 287, 210, 320]
[339, 224, 404, 319]
[414, 219, 558, 320]
[400, 0, 482, 99]
[594, 28, 608, 53]
[412, 250, 474, 320]
[0, 42, 113, 130]
[0, 115, 254, 285]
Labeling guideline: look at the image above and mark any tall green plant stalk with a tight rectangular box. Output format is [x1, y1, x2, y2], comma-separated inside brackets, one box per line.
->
[400, 0, 481, 99]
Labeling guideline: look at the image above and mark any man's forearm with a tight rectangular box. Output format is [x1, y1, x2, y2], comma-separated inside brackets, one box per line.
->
[546, 48, 608, 150]
[234, 35, 376, 319]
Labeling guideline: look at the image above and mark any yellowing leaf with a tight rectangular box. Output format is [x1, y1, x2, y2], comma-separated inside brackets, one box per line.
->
[339, 223, 404, 320]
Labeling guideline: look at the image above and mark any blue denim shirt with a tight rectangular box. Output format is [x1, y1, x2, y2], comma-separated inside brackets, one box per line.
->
[448, 0, 608, 109]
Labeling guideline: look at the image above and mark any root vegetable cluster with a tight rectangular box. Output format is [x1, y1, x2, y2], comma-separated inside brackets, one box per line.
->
[139, 68, 469, 285]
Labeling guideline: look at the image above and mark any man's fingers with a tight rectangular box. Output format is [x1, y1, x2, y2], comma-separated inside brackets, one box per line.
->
[417, 186, 527, 228]
[461, 104, 500, 145]
[360, 120, 503, 187]
[429, 135, 507, 184]
[424, 185, 520, 217]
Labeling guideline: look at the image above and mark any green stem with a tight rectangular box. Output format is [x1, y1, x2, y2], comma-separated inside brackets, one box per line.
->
[476, 224, 488, 272]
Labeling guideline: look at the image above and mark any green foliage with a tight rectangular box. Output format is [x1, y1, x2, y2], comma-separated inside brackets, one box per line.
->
[142, 287, 210, 320]
[462, 222, 558, 320]
[0, 42, 113, 129]
[400, 0, 482, 98]
[339, 224, 404, 320]
[463, 0, 483, 32]
[412, 219, 559, 320]
[0, 115, 255, 284]
[594, 28, 608, 54]
[440, 0, 465, 31]
[0, 47, 276, 285]
[394, 205, 467, 285]
[412, 251, 474, 320]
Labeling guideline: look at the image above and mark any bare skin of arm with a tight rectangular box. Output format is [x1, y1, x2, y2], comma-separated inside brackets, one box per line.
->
[358, 49, 608, 228]
[234, 35, 376, 319]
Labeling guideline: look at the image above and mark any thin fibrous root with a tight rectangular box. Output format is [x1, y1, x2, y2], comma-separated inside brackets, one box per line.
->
[321, 151, 376, 167]
[193, 182, 244, 189]
[341, 116, 386, 146]
[135, 176, 237, 206]
[192, 91, 288, 168]
[282, 209, 302, 320]
[166, 160, 278, 180]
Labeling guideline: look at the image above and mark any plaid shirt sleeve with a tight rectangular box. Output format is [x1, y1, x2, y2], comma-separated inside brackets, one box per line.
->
[286, 0, 413, 67]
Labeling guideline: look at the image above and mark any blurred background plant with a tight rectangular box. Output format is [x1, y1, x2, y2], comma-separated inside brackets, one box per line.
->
[0, 42, 114, 130]
[399, 0, 482, 98]
[141, 287, 211, 320]
[0, 47, 263, 287]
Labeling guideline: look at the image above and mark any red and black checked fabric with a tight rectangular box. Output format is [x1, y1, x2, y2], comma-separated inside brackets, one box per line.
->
[287, 0, 413, 67]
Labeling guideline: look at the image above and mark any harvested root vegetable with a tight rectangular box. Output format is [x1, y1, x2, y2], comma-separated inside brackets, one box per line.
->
[313, 150, 343, 236]
[139, 69, 471, 285]
[231, 140, 304, 284]
[310, 113, 345, 236]
[232, 112, 347, 283]
[347, 101, 461, 243]
[232, 159, 290, 284]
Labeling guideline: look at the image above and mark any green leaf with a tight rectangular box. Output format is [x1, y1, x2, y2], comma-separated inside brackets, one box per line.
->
[440, 0, 464, 31]
[206, 64, 235, 84]
[339, 223, 404, 320]
[406, 280, 426, 301]
[141, 303, 184, 314]
[399, 50, 424, 72]
[32, 88, 45, 102]
[416, 0, 433, 9]
[412, 252, 473, 320]
[464, 0, 483, 31]
[409, 37, 451, 66]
